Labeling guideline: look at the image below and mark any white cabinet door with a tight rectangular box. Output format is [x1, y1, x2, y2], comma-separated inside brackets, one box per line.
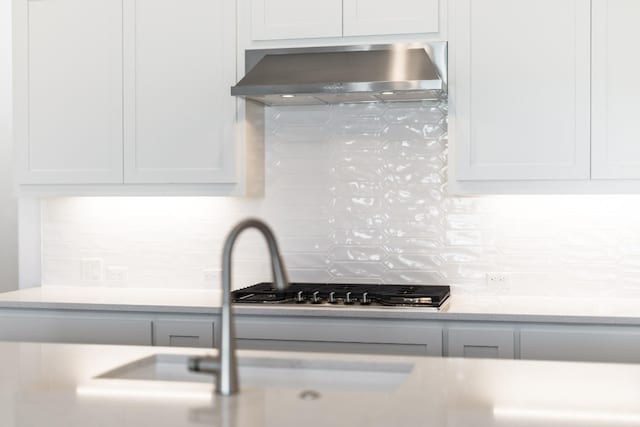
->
[15, 0, 123, 184]
[592, 0, 640, 179]
[450, 0, 591, 181]
[521, 327, 640, 364]
[250, 0, 342, 40]
[447, 326, 514, 359]
[343, 0, 439, 36]
[123, 0, 236, 184]
[154, 320, 214, 348]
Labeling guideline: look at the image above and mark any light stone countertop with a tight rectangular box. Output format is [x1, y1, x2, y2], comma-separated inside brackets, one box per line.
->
[1, 340, 640, 427]
[2, 286, 640, 325]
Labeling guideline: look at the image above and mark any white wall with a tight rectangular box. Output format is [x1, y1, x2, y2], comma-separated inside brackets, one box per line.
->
[0, 0, 19, 292]
[40, 101, 640, 298]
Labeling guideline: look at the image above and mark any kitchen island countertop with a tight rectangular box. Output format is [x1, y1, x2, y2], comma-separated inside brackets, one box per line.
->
[1, 286, 640, 325]
[1, 340, 639, 427]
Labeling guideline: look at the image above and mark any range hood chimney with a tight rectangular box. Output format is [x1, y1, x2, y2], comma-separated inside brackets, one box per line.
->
[231, 43, 447, 106]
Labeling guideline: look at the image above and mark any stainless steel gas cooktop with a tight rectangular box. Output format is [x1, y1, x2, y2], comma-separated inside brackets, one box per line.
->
[232, 283, 451, 311]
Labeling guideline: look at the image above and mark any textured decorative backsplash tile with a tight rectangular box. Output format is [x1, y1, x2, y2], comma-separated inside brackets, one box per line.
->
[41, 101, 640, 297]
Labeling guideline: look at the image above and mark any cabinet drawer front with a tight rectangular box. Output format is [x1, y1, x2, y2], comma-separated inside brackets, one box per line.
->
[154, 320, 214, 348]
[250, 0, 343, 40]
[521, 327, 640, 363]
[236, 317, 442, 356]
[238, 339, 432, 357]
[0, 316, 151, 345]
[343, 0, 439, 37]
[447, 327, 515, 359]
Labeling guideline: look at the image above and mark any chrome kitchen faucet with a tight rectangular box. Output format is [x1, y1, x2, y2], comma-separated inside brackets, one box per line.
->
[188, 218, 290, 396]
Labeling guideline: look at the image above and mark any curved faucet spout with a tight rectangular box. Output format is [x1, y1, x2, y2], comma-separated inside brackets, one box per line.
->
[223, 219, 290, 292]
[218, 218, 290, 396]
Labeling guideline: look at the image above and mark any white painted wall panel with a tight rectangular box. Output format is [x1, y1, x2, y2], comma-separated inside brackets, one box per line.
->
[0, 0, 17, 292]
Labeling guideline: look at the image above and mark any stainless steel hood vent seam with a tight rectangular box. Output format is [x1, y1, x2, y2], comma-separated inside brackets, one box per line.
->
[231, 43, 447, 107]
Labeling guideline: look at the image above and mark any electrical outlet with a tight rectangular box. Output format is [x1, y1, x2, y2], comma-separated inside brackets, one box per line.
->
[203, 269, 219, 284]
[486, 272, 509, 292]
[81, 258, 103, 281]
[105, 266, 128, 282]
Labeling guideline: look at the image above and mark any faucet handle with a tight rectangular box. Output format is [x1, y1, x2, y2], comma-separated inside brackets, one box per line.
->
[188, 356, 220, 374]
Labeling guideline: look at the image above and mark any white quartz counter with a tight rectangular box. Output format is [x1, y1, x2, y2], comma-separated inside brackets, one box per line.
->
[2, 286, 640, 325]
[1, 340, 640, 427]
[0, 286, 223, 313]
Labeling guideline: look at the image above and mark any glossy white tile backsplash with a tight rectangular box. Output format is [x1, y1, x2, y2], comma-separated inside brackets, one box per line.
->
[41, 101, 640, 296]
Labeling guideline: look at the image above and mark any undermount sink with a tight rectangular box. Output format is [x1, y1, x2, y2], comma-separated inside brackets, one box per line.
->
[94, 353, 413, 393]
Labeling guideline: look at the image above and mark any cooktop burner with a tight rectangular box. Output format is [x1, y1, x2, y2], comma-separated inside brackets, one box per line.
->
[232, 283, 450, 310]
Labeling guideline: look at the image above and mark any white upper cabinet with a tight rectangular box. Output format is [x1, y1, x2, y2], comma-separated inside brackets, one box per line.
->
[15, 0, 123, 184]
[249, 0, 440, 41]
[591, 0, 640, 180]
[250, 0, 343, 40]
[14, 0, 239, 192]
[123, 0, 236, 184]
[450, 0, 591, 183]
[343, 0, 439, 37]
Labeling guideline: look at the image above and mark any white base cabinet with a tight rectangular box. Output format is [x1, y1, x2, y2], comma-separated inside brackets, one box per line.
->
[521, 326, 640, 364]
[236, 316, 443, 357]
[0, 314, 152, 346]
[0, 312, 212, 348]
[0, 310, 443, 356]
[5, 308, 640, 365]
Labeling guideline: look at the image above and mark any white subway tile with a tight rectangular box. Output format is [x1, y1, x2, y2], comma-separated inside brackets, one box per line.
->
[39, 102, 640, 297]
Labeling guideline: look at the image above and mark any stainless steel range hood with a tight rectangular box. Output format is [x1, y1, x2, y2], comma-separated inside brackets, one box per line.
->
[231, 43, 447, 106]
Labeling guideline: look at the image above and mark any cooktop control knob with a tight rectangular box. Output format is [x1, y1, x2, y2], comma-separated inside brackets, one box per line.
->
[295, 291, 306, 304]
[361, 292, 371, 305]
[311, 291, 322, 304]
[344, 291, 355, 305]
[328, 292, 337, 304]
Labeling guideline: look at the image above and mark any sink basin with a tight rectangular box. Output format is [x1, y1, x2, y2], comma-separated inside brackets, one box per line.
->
[94, 353, 413, 392]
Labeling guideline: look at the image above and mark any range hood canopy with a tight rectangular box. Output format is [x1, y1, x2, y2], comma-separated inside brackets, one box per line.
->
[231, 43, 447, 106]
